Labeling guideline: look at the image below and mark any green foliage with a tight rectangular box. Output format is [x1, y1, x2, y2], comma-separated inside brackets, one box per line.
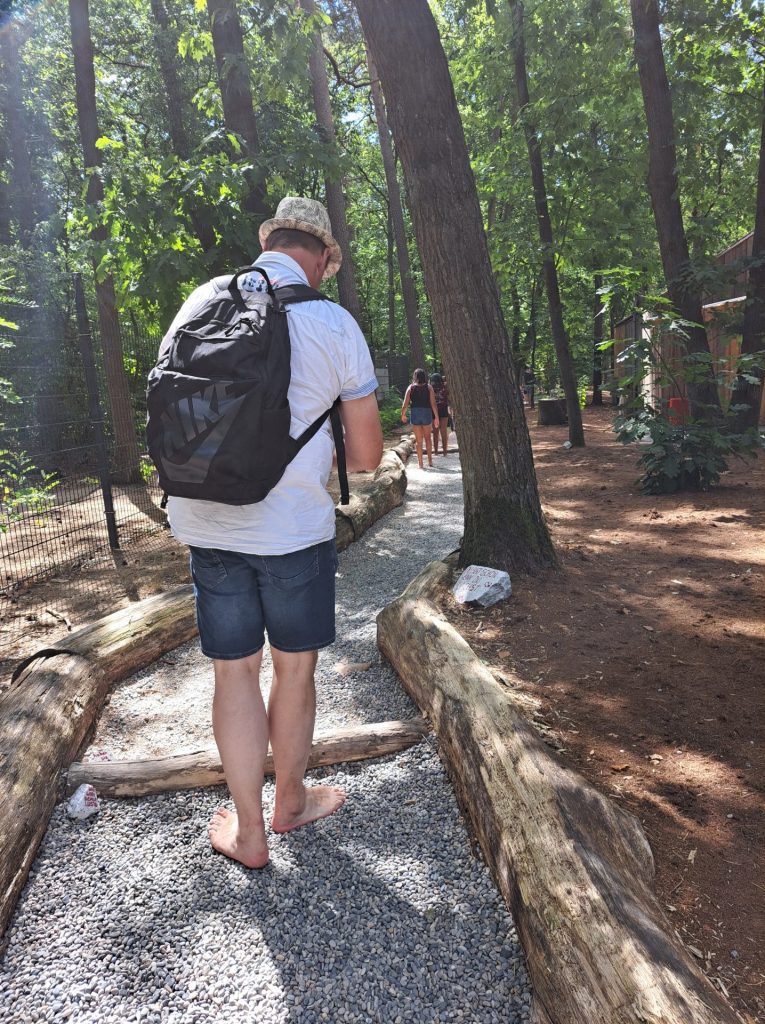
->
[377, 388, 405, 434]
[606, 296, 764, 493]
[0, 449, 59, 530]
[614, 409, 762, 495]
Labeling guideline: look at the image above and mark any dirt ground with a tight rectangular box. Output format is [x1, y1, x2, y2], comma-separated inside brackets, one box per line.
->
[2, 407, 762, 1020]
[443, 405, 764, 1023]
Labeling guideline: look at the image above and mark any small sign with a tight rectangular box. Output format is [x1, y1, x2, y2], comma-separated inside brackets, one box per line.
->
[453, 565, 512, 608]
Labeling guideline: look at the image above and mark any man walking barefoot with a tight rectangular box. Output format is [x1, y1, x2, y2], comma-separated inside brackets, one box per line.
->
[162, 198, 383, 867]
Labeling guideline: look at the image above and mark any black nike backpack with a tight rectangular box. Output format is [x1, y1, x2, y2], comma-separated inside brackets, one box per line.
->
[146, 265, 349, 506]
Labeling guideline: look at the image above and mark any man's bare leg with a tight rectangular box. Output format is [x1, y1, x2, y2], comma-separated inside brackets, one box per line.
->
[207, 650, 270, 867]
[268, 648, 345, 833]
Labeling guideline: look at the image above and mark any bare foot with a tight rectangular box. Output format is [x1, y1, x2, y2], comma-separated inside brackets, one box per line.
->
[271, 786, 346, 834]
[208, 808, 269, 868]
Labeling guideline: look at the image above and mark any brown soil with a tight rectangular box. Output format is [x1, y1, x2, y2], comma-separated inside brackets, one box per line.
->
[443, 405, 764, 1023]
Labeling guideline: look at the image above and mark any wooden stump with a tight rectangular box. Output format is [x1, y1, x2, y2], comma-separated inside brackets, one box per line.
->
[537, 398, 568, 425]
[377, 560, 738, 1024]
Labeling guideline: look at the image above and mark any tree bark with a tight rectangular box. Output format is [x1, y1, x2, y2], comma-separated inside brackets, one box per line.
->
[0, 17, 37, 244]
[386, 201, 396, 350]
[149, 0, 226, 263]
[377, 559, 740, 1024]
[366, 48, 427, 367]
[68, 718, 429, 797]
[730, 73, 765, 432]
[630, 0, 722, 422]
[299, 0, 364, 330]
[0, 585, 198, 942]
[355, 0, 556, 574]
[69, 0, 142, 483]
[206, 0, 271, 223]
[593, 272, 604, 405]
[507, 0, 585, 446]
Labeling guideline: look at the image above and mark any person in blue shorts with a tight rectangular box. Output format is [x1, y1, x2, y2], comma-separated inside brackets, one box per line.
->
[401, 368, 439, 469]
[162, 197, 383, 868]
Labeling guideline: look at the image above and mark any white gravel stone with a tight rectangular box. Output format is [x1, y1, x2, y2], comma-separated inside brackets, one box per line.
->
[0, 452, 532, 1022]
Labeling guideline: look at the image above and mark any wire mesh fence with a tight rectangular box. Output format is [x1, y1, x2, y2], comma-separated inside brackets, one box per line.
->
[0, 278, 167, 660]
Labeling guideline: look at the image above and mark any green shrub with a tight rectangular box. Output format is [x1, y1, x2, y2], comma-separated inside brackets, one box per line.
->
[377, 388, 405, 434]
[614, 409, 761, 494]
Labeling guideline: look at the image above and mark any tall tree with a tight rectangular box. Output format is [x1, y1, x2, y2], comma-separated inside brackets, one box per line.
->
[730, 72, 765, 432]
[506, 0, 585, 446]
[366, 46, 426, 367]
[592, 273, 604, 406]
[299, 0, 363, 328]
[206, 0, 271, 224]
[355, 0, 556, 573]
[149, 0, 224, 263]
[69, 0, 141, 482]
[0, 13, 36, 244]
[630, 0, 722, 421]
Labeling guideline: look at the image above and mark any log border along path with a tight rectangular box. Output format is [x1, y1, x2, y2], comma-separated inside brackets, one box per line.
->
[0, 442, 536, 1024]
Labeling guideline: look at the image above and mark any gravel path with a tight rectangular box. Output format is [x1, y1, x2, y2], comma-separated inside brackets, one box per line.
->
[1, 452, 532, 1024]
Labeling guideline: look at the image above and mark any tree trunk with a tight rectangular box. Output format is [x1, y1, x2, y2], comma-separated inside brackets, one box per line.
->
[730, 74, 765, 432]
[355, 0, 556, 574]
[386, 202, 396, 350]
[69, 0, 142, 483]
[367, 48, 427, 367]
[149, 0, 229, 264]
[377, 559, 741, 1024]
[0, 18, 36, 244]
[593, 272, 604, 405]
[507, 0, 585, 446]
[206, 0, 271, 223]
[630, 0, 722, 422]
[68, 718, 429, 798]
[299, 0, 364, 330]
[0, 125, 12, 246]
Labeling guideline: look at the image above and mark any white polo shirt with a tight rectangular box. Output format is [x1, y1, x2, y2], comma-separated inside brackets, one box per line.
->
[165, 251, 378, 555]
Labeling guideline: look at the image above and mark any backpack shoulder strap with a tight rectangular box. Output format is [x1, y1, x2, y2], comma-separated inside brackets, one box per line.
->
[276, 284, 328, 304]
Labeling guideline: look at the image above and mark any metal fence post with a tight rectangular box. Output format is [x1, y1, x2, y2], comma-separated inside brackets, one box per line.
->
[73, 273, 120, 550]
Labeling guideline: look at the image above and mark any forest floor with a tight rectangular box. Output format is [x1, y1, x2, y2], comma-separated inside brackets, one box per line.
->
[443, 404, 764, 1023]
[1, 405, 762, 1020]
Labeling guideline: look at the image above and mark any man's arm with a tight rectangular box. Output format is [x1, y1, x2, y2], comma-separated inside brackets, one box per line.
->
[339, 393, 383, 473]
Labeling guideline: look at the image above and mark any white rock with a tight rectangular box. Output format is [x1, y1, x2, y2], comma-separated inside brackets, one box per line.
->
[453, 565, 512, 608]
[66, 784, 100, 821]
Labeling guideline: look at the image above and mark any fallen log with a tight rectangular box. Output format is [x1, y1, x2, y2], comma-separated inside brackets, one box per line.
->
[377, 559, 738, 1024]
[335, 439, 412, 551]
[0, 586, 197, 942]
[68, 716, 429, 797]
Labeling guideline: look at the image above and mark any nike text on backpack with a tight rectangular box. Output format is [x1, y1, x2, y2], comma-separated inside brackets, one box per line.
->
[146, 266, 349, 507]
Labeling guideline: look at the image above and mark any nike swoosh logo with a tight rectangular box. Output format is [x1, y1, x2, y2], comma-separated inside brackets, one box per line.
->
[159, 383, 246, 484]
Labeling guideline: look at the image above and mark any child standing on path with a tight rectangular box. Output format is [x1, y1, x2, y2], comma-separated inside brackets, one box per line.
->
[401, 368, 439, 469]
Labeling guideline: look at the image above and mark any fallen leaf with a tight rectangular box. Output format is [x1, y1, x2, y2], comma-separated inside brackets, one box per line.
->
[335, 661, 373, 676]
[649, 753, 663, 762]
[643, 625, 655, 632]
[610, 764, 630, 772]
[687, 945, 704, 959]
[688, 848, 697, 864]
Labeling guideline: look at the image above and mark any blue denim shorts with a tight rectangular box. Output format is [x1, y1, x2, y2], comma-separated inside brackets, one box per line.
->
[410, 406, 433, 426]
[189, 540, 338, 660]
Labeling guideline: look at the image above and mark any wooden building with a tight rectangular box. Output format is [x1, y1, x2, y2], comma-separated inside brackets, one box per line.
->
[612, 233, 765, 424]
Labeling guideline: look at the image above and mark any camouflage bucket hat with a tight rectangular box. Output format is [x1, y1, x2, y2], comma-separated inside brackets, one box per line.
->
[259, 197, 342, 280]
